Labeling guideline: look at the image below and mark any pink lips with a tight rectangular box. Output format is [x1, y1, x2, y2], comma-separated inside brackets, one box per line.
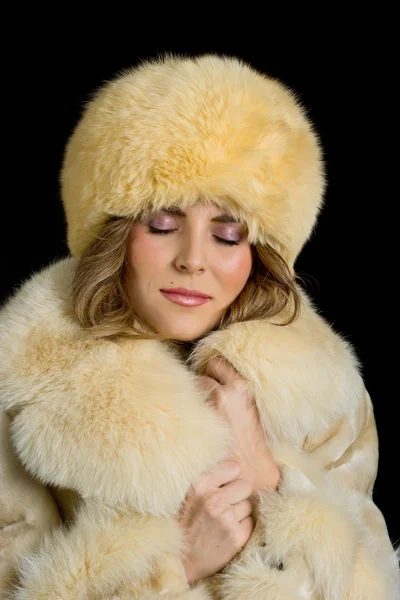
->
[160, 288, 211, 307]
[161, 288, 211, 298]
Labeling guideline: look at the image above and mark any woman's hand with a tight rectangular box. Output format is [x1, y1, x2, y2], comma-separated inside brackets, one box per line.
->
[178, 459, 254, 585]
[199, 356, 280, 498]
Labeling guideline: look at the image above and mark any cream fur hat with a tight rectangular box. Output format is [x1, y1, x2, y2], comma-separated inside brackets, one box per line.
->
[60, 54, 326, 267]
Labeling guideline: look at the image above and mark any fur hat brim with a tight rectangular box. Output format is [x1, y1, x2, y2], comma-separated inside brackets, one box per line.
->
[60, 54, 326, 266]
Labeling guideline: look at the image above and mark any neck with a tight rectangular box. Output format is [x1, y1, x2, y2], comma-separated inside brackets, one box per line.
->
[166, 339, 197, 364]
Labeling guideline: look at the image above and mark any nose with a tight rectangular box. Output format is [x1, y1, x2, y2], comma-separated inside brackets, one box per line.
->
[174, 232, 206, 274]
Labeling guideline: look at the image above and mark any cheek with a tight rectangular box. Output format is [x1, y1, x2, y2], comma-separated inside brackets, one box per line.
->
[127, 228, 166, 274]
[218, 247, 252, 290]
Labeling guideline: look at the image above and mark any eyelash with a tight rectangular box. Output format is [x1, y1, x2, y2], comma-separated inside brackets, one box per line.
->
[148, 226, 240, 246]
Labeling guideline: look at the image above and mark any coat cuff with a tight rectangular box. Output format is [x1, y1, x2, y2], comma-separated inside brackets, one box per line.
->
[114, 581, 213, 599]
[209, 547, 313, 599]
[252, 463, 399, 599]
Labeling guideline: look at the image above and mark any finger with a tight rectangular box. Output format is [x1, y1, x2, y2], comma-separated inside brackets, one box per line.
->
[220, 478, 253, 505]
[199, 460, 241, 492]
[205, 356, 237, 386]
[202, 481, 252, 519]
[230, 499, 253, 523]
[196, 374, 220, 396]
[195, 376, 223, 412]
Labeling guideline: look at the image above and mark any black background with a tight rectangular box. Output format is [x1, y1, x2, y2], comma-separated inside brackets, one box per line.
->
[3, 23, 398, 546]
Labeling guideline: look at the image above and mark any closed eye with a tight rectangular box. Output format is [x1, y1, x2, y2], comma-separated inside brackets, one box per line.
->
[148, 226, 240, 246]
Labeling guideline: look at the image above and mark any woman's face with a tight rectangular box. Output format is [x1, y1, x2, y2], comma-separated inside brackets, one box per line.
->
[125, 201, 253, 341]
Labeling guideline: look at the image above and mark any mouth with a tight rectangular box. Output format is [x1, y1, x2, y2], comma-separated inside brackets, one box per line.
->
[160, 290, 211, 307]
[160, 288, 211, 298]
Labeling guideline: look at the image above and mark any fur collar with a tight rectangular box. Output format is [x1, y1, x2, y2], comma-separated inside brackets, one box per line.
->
[0, 257, 363, 513]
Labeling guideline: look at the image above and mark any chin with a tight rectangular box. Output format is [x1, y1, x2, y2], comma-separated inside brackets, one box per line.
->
[162, 329, 205, 342]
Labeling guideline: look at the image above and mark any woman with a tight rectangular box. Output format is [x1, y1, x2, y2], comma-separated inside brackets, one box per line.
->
[0, 54, 398, 599]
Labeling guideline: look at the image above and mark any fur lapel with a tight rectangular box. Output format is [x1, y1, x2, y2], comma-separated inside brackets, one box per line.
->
[0, 258, 233, 515]
[191, 294, 364, 447]
[0, 257, 364, 504]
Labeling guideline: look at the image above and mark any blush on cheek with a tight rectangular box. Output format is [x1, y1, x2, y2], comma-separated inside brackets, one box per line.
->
[222, 248, 253, 290]
[128, 226, 164, 265]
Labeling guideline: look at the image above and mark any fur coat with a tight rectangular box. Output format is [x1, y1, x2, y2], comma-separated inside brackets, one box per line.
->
[1, 53, 399, 598]
[0, 256, 399, 599]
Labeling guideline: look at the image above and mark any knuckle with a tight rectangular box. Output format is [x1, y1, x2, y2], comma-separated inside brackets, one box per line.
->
[231, 529, 247, 550]
[206, 356, 221, 372]
[235, 381, 249, 396]
[238, 499, 253, 517]
[224, 514, 253, 550]
[220, 508, 236, 528]
[191, 478, 206, 497]
[246, 515, 255, 534]
[223, 459, 240, 472]
[204, 493, 223, 516]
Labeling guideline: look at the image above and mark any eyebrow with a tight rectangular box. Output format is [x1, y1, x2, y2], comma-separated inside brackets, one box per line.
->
[160, 206, 241, 223]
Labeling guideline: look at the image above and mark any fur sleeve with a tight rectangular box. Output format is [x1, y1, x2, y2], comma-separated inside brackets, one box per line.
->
[255, 396, 400, 600]
[190, 298, 400, 599]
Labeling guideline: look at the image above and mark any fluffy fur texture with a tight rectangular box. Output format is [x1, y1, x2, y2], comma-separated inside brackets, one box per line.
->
[1, 54, 399, 598]
[0, 258, 399, 598]
[0, 412, 60, 596]
[60, 54, 325, 267]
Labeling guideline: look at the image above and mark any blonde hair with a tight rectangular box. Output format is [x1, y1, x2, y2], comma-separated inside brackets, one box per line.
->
[71, 215, 301, 347]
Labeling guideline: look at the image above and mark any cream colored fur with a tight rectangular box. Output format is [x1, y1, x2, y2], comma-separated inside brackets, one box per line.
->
[60, 54, 325, 266]
[0, 257, 399, 598]
[0, 412, 60, 597]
